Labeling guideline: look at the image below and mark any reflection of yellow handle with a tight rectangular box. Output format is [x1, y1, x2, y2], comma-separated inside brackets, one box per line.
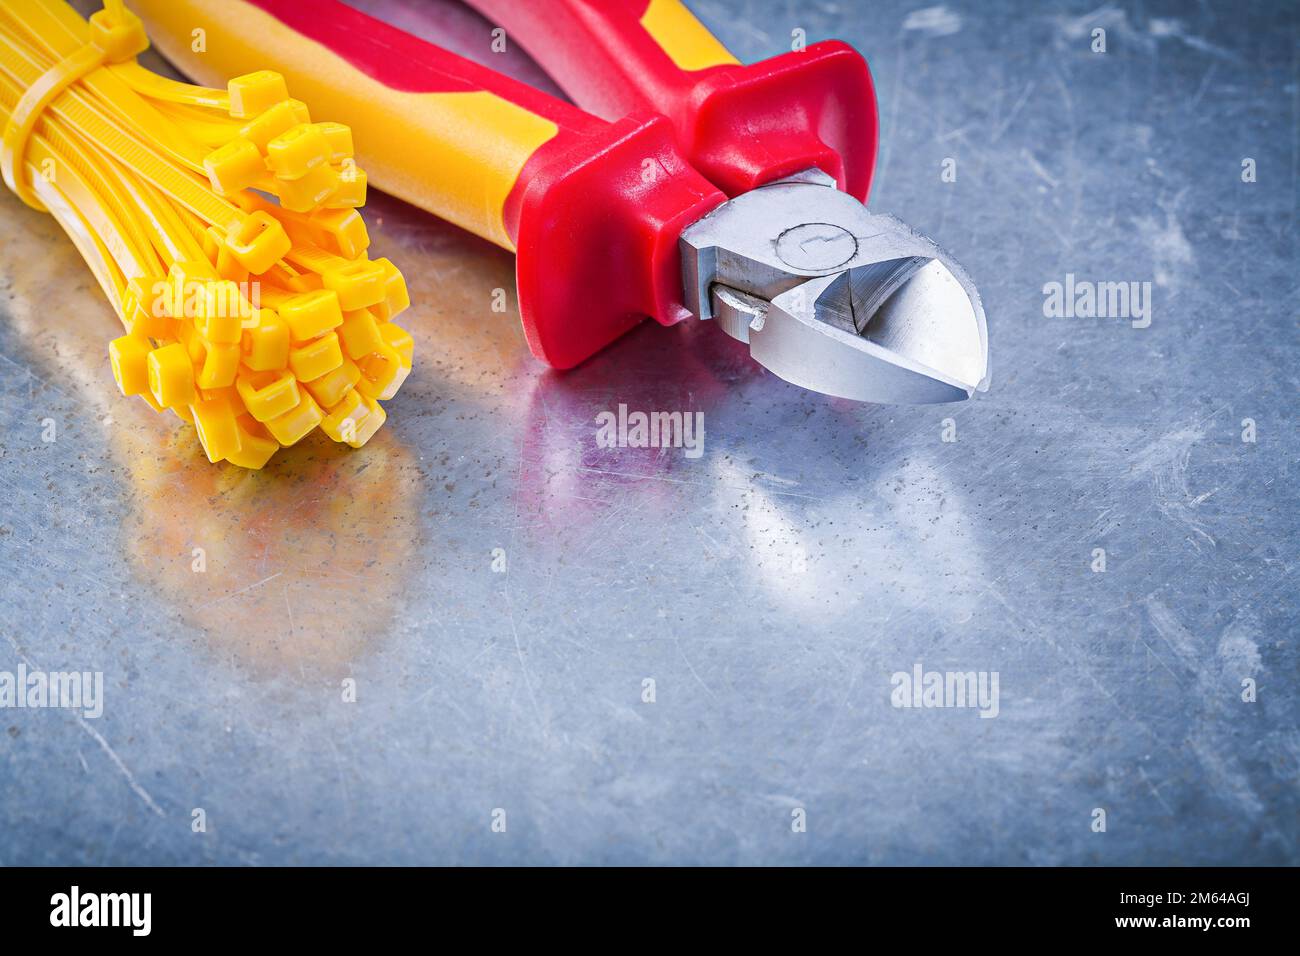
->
[130, 0, 569, 252]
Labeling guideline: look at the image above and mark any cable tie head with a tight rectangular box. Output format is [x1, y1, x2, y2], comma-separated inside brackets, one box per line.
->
[88, 7, 148, 63]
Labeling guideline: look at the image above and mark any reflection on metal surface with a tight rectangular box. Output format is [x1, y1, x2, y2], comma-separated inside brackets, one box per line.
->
[122, 436, 420, 679]
[514, 312, 753, 532]
[708, 453, 990, 622]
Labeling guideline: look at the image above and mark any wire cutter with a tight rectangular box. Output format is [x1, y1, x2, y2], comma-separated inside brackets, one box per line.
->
[130, 0, 989, 404]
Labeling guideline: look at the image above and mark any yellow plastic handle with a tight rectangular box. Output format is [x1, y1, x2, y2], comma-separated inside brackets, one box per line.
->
[130, 0, 583, 252]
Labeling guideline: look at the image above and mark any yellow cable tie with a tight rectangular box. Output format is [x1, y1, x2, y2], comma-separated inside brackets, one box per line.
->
[1, 0, 412, 469]
[2, 44, 101, 208]
[0, 0, 147, 207]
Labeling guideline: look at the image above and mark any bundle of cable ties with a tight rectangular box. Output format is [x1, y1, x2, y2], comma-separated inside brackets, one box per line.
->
[0, 0, 412, 468]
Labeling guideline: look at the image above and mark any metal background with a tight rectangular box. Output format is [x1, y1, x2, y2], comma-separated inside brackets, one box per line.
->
[0, 0, 1296, 865]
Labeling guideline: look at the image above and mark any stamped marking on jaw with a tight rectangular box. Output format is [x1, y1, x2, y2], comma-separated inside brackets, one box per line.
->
[775, 222, 857, 271]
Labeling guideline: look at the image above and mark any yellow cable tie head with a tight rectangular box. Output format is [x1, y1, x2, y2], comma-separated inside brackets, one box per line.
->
[224, 212, 291, 275]
[168, 261, 218, 319]
[216, 253, 251, 285]
[203, 229, 250, 284]
[147, 343, 197, 409]
[264, 390, 323, 446]
[197, 341, 241, 390]
[288, 331, 344, 382]
[338, 308, 383, 360]
[320, 389, 365, 445]
[355, 341, 409, 402]
[189, 390, 243, 464]
[324, 167, 367, 209]
[313, 123, 354, 163]
[320, 390, 385, 448]
[279, 289, 343, 341]
[123, 277, 174, 338]
[195, 280, 248, 344]
[88, 7, 149, 63]
[241, 309, 290, 371]
[266, 124, 331, 180]
[322, 259, 386, 312]
[263, 260, 321, 294]
[348, 395, 387, 448]
[108, 334, 152, 397]
[203, 138, 266, 196]
[276, 164, 338, 213]
[236, 368, 300, 422]
[309, 207, 369, 259]
[227, 71, 290, 119]
[302, 355, 361, 408]
[226, 416, 280, 470]
[238, 101, 301, 153]
[379, 322, 414, 368]
[374, 258, 410, 320]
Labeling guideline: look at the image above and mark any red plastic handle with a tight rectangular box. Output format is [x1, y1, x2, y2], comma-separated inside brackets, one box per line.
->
[462, 0, 879, 200]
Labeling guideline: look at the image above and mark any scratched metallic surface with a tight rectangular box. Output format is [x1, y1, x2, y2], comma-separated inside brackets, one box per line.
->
[0, 0, 1296, 866]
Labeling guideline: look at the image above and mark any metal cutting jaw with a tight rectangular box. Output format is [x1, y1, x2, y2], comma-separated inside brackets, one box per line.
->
[680, 169, 989, 404]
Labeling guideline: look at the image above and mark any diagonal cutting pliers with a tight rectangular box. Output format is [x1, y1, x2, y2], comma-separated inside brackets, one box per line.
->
[130, 0, 988, 404]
